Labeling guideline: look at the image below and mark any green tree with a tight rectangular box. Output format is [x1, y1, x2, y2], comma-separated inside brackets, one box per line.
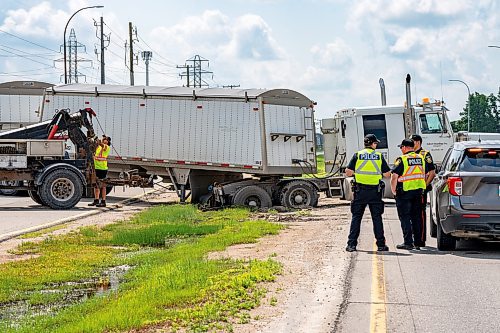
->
[454, 92, 499, 132]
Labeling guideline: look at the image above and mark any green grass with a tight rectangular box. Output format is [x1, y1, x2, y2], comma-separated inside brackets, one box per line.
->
[17, 224, 68, 239]
[0, 204, 283, 332]
[301, 153, 326, 178]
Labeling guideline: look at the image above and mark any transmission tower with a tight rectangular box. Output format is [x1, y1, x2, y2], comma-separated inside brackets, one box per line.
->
[178, 55, 213, 88]
[56, 29, 92, 83]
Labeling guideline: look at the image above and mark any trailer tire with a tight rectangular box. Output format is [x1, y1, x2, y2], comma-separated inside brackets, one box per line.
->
[280, 180, 318, 209]
[28, 190, 45, 206]
[38, 169, 83, 210]
[233, 185, 272, 209]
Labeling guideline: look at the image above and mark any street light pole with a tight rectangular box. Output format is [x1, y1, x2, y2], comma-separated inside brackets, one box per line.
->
[449, 79, 471, 132]
[63, 5, 104, 84]
[488, 45, 500, 49]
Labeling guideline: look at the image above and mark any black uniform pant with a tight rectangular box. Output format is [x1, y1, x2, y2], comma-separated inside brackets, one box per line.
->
[420, 189, 429, 243]
[347, 186, 386, 247]
[395, 190, 424, 246]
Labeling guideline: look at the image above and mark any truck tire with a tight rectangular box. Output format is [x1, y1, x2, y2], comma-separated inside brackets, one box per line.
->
[38, 169, 83, 210]
[437, 221, 456, 251]
[232, 185, 272, 209]
[0, 180, 21, 196]
[28, 190, 45, 206]
[280, 180, 318, 209]
[106, 185, 114, 195]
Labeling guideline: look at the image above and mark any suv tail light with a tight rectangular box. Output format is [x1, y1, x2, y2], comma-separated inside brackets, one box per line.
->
[448, 177, 463, 196]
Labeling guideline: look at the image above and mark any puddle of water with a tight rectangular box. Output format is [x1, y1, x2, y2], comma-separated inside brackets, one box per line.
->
[0, 264, 132, 328]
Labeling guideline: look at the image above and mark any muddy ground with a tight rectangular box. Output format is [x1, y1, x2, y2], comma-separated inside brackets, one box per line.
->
[0, 192, 353, 332]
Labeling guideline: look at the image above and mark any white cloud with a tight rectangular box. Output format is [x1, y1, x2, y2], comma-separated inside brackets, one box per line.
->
[311, 38, 352, 68]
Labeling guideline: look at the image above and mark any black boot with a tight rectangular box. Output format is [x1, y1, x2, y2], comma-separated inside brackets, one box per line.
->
[96, 200, 106, 207]
[88, 199, 99, 206]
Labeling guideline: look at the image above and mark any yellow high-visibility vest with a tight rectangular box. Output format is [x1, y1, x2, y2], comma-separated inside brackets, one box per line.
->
[354, 148, 382, 185]
[94, 145, 110, 170]
[398, 152, 426, 191]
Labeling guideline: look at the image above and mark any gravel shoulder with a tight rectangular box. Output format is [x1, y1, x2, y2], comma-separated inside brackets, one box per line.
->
[211, 197, 353, 333]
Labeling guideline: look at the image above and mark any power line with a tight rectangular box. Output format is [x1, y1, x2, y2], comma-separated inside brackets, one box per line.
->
[0, 28, 59, 53]
[136, 33, 176, 67]
[0, 43, 58, 60]
[0, 46, 54, 68]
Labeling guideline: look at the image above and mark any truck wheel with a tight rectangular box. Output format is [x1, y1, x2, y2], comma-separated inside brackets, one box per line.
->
[0, 180, 20, 196]
[106, 185, 114, 195]
[38, 169, 83, 210]
[429, 211, 437, 238]
[233, 185, 272, 209]
[280, 180, 318, 209]
[437, 221, 456, 251]
[28, 190, 45, 206]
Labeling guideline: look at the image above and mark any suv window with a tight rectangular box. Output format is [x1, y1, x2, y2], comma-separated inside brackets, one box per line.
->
[419, 113, 446, 134]
[445, 149, 463, 171]
[459, 148, 500, 172]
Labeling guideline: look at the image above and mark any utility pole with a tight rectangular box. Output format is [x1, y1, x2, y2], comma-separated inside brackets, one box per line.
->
[141, 51, 153, 86]
[94, 16, 110, 84]
[129, 22, 135, 86]
[177, 64, 191, 87]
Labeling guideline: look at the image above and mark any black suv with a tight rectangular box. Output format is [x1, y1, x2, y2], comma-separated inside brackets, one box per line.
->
[429, 141, 500, 250]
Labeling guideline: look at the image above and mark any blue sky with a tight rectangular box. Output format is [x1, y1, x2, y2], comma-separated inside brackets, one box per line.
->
[1, 0, 499, 121]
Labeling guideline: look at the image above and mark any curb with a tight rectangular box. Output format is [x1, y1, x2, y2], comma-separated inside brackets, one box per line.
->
[0, 189, 161, 243]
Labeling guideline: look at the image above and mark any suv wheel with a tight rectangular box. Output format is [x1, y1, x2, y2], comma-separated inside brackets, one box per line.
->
[437, 221, 456, 251]
[429, 212, 437, 238]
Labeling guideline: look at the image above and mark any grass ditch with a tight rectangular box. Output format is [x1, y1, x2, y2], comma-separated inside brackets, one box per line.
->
[0, 204, 283, 332]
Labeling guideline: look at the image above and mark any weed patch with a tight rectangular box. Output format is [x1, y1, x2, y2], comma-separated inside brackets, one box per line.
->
[0, 205, 283, 332]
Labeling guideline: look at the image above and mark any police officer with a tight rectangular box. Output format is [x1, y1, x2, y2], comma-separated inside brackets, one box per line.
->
[345, 134, 391, 252]
[411, 134, 436, 247]
[391, 139, 427, 250]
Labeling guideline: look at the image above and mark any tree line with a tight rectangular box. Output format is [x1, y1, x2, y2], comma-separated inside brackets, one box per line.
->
[450, 89, 500, 133]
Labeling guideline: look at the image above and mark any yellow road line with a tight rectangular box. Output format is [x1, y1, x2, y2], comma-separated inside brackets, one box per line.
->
[370, 243, 387, 333]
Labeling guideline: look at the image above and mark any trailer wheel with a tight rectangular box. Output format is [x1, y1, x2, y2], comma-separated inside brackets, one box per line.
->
[0, 180, 21, 196]
[28, 190, 45, 206]
[280, 180, 318, 209]
[232, 185, 272, 209]
[38, 169, 83, 210]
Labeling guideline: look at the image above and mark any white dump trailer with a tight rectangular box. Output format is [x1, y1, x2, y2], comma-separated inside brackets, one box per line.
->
[39, 84, 319, 208]
[0, 81, 53, 132]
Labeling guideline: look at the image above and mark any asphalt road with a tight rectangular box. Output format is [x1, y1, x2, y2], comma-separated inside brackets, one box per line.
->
[0, 187, 155, 239]
[337, 201, 500, 333]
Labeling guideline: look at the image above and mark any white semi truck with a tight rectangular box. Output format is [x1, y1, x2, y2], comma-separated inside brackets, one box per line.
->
[321, 74, 500, 199]
[29, 84, 321, 209]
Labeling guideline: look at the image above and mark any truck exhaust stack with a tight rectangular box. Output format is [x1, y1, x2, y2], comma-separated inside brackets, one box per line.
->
[379, 78, 386, 106]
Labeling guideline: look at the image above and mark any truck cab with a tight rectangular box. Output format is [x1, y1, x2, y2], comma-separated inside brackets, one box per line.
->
[321, 99, 454, 199]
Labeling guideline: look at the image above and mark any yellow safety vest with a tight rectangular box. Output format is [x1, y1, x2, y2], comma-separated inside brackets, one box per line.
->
[94, 145, 110, 170]
[354, 148, 382, 185]
[398, 152, 426, 191]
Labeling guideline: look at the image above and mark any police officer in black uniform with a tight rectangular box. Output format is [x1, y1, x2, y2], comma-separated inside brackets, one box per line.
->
[345, 134, 391, 252]
[391, 139, 427, 250]
[411, 134, 436, 247]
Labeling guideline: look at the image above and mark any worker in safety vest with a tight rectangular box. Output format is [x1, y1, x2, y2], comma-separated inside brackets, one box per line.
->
[411, 134, 436, 247]
[391, 139, 427, 250]
[345, 134, 391, 252]
[88, 135, 111, 207]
